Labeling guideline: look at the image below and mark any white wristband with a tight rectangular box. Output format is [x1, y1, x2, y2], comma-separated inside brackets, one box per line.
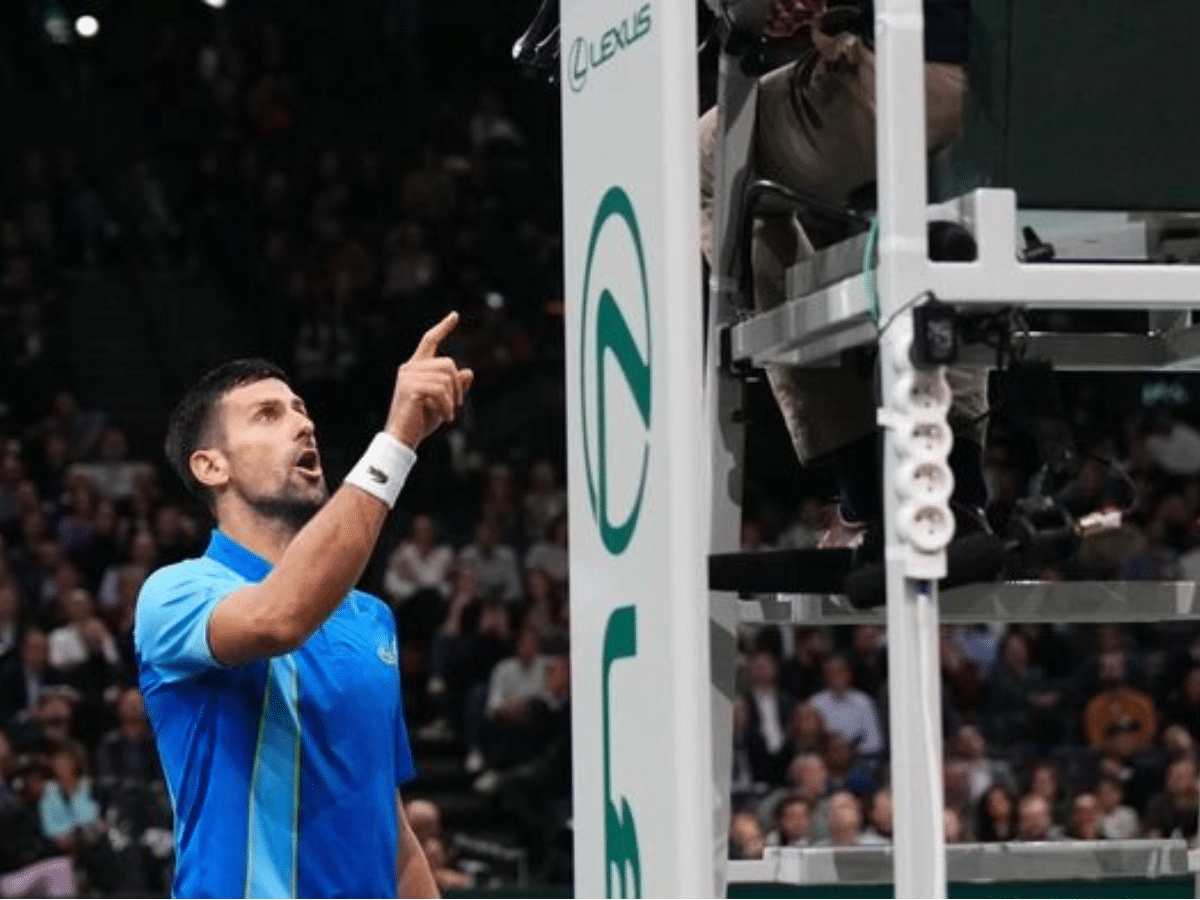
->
[343, 433, 417, 509]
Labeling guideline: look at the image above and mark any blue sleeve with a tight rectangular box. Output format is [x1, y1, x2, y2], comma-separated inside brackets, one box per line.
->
[39, 785, 72, 838]
[135, 563, 239, 685]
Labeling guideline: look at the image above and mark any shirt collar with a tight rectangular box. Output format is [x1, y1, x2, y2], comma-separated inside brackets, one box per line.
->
[204, 529, 273, 582]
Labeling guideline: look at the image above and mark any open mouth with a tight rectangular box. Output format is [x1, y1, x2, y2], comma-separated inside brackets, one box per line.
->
[294, 448, 322, 477]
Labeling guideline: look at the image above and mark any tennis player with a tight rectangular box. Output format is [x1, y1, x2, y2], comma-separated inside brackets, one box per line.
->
[135, 312, 472, 898]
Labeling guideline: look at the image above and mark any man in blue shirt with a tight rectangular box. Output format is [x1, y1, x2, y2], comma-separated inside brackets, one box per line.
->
[135, 312, 473, 897]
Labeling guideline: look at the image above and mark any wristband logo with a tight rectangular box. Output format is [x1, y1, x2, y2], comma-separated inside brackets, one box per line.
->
[580, 186, 652, 557]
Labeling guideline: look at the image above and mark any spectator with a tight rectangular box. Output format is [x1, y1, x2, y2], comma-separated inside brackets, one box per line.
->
[469, 625, 548, 781]
[821, 791, 864, 847]
[0, 751, 76, 898]
[458, 519, 521, 604]
[1016, 794, 1062, 841]
[985, 630, 1061, 749]
[808, 655, 884, 756]
[975, 785, 1017, 842]
[0, 629, 57, 725]
[759, 752, 830, 839]
[743, 650, 795, 785]
[524, 514, 568, 589]
[786, 702, 826, 757]
[1163, 666, 1200, 741]
[1096, 776, 1140, 840]
[940, 627, 986, 716]
[780, 627, 829, 699]
[71, 426, 150, 503]
[1067, 792, 1103, 840]
[522, 460, 566, 540]
[823, 732, 877, 798]
[384, 514, 454, 604]
[494, 646, 573, 873]
[1028, 761, 1068, 827]
[848, 625, 886, 700]
[766, 794, 811, 848]
[730, 811, 766, 860]
[95, 688, 160, 789]
[1083, 651, 1157, 753]
[952, 724, 1016, 804]
[1143, 756, 1199, 842]
[39, 743, 102, 851]
[861, 788, 892, 845]
[47, 588, 120, 672]
[98, 530, 157, 610]
[150, 504, 199, 566]
[942, 757, 976, 829]
[423, 582, 512, 740]
[0, 580, 21, 662]
[943, 807, 964, 844]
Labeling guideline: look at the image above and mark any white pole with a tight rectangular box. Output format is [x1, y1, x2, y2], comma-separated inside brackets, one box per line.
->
[560, 1, 711, 895]
[874, 0, 948, 896]
[706, 46, 758, 897]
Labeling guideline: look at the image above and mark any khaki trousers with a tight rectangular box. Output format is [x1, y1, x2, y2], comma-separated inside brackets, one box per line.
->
[699, 31, 987, 463]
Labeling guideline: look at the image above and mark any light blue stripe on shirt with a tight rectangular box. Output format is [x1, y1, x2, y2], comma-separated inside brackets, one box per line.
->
[245, 654, 301, 898]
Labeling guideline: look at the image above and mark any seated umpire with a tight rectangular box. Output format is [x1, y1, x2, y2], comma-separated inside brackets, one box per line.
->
[699, 0, 988, 546]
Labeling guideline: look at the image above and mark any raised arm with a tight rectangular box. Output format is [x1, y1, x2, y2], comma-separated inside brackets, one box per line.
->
[207, 313, 474, 666]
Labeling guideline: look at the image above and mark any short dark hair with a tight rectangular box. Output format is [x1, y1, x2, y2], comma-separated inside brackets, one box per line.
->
[164, 358, 290, 508]
[777, 794, 811, 820]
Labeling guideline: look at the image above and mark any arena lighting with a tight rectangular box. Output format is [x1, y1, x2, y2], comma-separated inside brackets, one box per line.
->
[201, 0, 228, 9]
[74, 14, 100, 38]
[44, 13, 71, 44]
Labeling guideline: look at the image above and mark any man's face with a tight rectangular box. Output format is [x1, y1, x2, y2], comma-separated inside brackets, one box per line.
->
[38, 697, 71, 742]
[1071, 795, 1099, 835]
[824, 658, 851, 693]
[748, 653, 777, 690]
[412, 516, 434, 547]
[200, 379, 327, 524]
[779, 801, 810, 842]
[476, 521, 497, 551]
[516, 628, 540, 663]
[1017, 797, 1050, 840]
[65, 589, 92, 624]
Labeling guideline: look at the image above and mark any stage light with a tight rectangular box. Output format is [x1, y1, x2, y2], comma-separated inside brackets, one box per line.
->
[202, 0, 227, 9]
[74, 15, 99, 38]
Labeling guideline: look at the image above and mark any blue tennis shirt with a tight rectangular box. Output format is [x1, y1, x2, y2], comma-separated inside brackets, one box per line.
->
[135, 529, 415, 898]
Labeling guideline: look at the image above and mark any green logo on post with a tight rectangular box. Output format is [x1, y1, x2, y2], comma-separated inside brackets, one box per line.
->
[580, 185, 652, 557]
[580, 187, 649, 897]
[602, 606, 640, 898]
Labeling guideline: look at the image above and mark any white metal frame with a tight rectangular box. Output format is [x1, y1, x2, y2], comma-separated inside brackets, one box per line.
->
[705, 0, 1200, 897]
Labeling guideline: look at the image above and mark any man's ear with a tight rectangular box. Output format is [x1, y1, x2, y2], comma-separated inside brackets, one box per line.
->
[190, 447, 230, 491]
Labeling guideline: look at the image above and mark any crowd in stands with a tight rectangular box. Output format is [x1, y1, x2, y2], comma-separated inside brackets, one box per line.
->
[0, 381, 575, 893]
[3, 2, 1200, 896]
[1, 1, 574, 893]
[729, 397, 1200, 856]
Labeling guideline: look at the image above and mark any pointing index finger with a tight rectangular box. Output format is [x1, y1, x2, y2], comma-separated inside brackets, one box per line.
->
[413, 311, 460, 360]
